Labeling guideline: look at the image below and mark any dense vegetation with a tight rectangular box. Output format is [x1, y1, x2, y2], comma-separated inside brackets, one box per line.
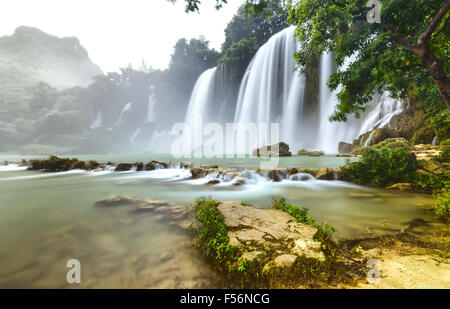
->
[342, 139, 449, 222]
[342, 147, 418, 185]
[190, 196, 358, 288]
[189, 197, 236, 269]
[287, 0, 449, 120]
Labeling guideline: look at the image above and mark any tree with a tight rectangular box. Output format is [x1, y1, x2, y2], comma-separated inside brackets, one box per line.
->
[287, 0, 450, 120]
[220, 4, 288, 83]
[151, 38, 220, 126]
[169, 0, 228, 12]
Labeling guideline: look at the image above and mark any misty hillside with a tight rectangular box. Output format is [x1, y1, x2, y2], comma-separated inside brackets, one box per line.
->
[0, 26, 102, 90]
[0, 26, 104, 153]
[0, 26, 102, 119]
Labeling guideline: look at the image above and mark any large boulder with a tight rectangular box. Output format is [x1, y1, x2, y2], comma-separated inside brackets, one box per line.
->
[338, 142, 355, 154]
[217, 201, 326, 273]
[350, 138, 410, 156]
[253, 142, 292, 157]
[297, 149, 324, 156]
[314, 168, 342, 180]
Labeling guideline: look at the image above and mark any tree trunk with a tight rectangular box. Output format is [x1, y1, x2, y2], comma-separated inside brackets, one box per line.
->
[415, 43, 450, 110]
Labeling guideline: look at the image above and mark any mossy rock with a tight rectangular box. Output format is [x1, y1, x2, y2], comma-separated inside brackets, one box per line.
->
[372, 138, 411, 151]
[411, 121, 434, 145]
[350, 145, 370, 156]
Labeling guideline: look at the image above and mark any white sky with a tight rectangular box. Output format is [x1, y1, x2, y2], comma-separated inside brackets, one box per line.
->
[0, 0, 245, 72]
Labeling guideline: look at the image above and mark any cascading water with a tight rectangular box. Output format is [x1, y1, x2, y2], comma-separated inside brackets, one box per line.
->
[234, 26, 305, 150]
[358, 92, 404, 145]
[184, 26, 404, 154]
[184, 67, 217, 148]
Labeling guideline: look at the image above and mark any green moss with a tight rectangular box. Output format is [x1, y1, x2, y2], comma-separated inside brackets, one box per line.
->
[432, 111, 450, 144]
[437, 140, 450, 163]
[189, 197, 236, 268]
[414, 173, 450, 193]
[411, 121, 434, 145]
[342, 147, 418, 186]
[434, 190, 450, 223]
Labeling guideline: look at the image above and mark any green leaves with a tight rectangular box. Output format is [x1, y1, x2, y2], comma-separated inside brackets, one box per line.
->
[341, 146, 418, 185]
[191, 197, 235, 262]
[288, 0, 449, 120]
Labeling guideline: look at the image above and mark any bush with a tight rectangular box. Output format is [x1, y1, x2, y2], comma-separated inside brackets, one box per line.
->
[432, 111, 450, 144]
[437, 140, 450, 163]
[342, 147, 418, 186]
[414, 173, 450, 193]
[190, 197, 235, 264]
[433, 190, 450, 223]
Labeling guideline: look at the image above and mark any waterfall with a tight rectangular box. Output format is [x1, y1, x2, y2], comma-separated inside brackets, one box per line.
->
[116, 102, 132, 126]
[184, 67, 217, 152]
[234, 26, 306, 149]
[147, 92, 156, 123]
[183, 26, 404, 155]
[358, 92, 404, 144]
[90, 110, 103, 129]
[185, 67, 217, 125]
[316, 53, 363, 152]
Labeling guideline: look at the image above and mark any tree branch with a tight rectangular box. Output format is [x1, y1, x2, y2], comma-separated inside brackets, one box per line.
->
[380, 16, 417, 53]
[418, 0, 450, 44]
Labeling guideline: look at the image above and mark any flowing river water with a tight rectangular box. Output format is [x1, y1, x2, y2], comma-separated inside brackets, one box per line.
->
[0, 154, 447, 288]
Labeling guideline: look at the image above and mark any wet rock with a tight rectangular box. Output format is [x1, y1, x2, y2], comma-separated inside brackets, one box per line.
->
[190, 167, 211, 179]
[338, 142, 354, 154]
[267, 170, 282, 182]
[299, 168, 316, 176]
[291, 239, 325, 261]
[232, 177, 246, 186]
[241, 251, 265, 263]
[336, 154, 352, 157]
[387, 183, 414, 192]
[130, 205, 156, 213]
[314, 168, 341, 180]
[287, 168, 298, 176]
[158, 251, 175, 263]
[217, 201, 326, 272]
[180, 161, 192, 169]
[273, 254, 298, 268]
[115, 163, 134, 171]
[417, 159, 449, 177]
[95, 196, 140, 207]
[253, 142, 292, 157]
[200, 164, 218, 169]
[412, 144, 442, 160]
[350, 146, 370, 156]
[145, 160, 170, 170]
[297, 149, 324, 156]
[207, 179, 220, 185]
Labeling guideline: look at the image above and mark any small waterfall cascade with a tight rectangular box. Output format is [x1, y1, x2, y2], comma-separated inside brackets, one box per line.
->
[116, 102, 132, 126]
[358, 92, 404, 145]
